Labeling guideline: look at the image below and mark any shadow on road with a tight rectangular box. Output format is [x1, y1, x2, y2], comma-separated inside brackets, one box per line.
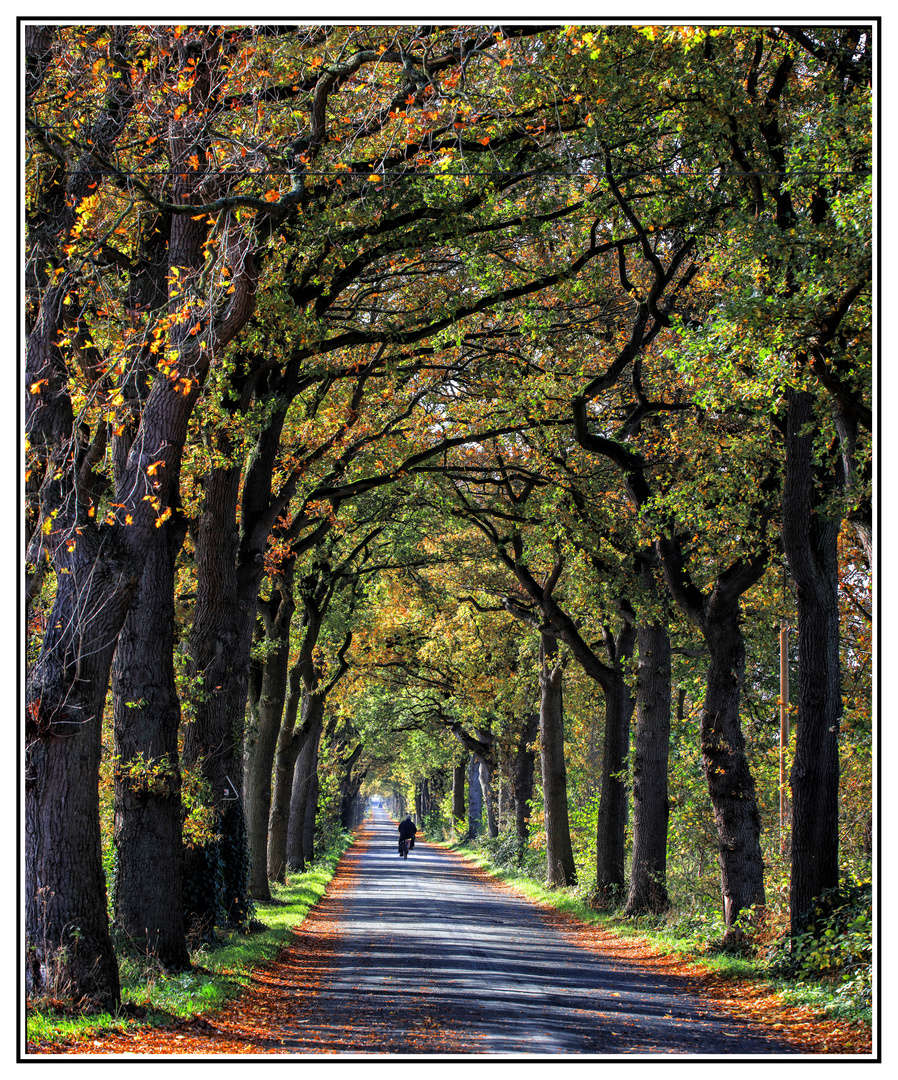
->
[276, 815, 799, 1056]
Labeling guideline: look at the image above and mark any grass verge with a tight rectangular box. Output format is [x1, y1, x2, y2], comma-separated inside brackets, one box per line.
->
[26, 832, 354, 1048]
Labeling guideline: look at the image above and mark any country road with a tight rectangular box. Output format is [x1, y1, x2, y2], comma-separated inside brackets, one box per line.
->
[30, 812, 822, 1059]
[270, 811, 799, 1057]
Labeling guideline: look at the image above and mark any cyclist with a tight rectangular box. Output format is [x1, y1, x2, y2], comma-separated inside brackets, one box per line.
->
[397, 814, 417, 856]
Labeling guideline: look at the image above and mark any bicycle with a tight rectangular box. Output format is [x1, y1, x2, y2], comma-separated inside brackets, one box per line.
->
[398, 837, 412, 859]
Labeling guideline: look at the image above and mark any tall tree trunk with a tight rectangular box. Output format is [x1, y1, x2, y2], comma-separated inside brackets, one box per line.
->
[513, 712, 540, 847]
[182, 463, 254, 930]
[268, 665, 309, 882]
[539, 633, 577, 887]
[467, 754, 483, 839]
[701, 601, 766, 935]
[784, 389, 842, 931]
[448, 723, 495, 839]
[25, 570, 125, 1009]
[24, 26, 136, 1009]
[270, 571, 334, 879]
[595, 671, 635, 894]
[243, 566, 295, 901]
[497, 777, 508, 832]
[287, 713, 323, 871]
[657, 536, 768, 940]
[452, 760, 466, 824]
[479, 757, 500, 838]
[501, 554, 630, 891]
[183, 357, 302, 922]
[626, 620, 672, 915]
[111, 513, 190, 969]
[301, 750, 321, 865]
[339, 745, 364, 828]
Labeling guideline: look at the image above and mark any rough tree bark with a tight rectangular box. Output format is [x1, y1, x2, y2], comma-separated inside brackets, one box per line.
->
[784, 388, 842, 931]
[268, 665, 310, 882]
[446, 722, 495, 840]
[719, 28, 869, 933]
[574, 392, 770, 939]
[539, 633, 578, 887]
[478, 736, 500, 838]
[658, 537, 768, 937]
[594, 621, 636, 895]
[111, 509, 190, 969]
[513, 712, 540, 848]
[182, 360, 302, 924]
[108, 149, 188, 969]
[287, 713, 324, 871]
[452, 759, 467, 824]
[467, 754, 484, 839]
[626, 617, 672, 915]
[181, 461, 254, 930]
[244, 562, 295, 901]
[24, 24, 134, 1011]
[301, 739, 322, 866]
[339, 745, 364, 828]
[271, 565, 349, 878]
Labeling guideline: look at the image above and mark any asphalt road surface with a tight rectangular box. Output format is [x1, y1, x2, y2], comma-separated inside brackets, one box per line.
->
[279, 811, 799, 1057]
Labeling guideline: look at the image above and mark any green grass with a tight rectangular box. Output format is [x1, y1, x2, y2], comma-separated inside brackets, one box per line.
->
[26, 833, 353, 1048]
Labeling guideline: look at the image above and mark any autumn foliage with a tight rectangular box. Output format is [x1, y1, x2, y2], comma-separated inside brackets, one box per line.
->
[24, 20, 872, 1046]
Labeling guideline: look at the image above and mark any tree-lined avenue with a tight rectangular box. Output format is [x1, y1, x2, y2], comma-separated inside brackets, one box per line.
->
[24, 23, 872, 1037]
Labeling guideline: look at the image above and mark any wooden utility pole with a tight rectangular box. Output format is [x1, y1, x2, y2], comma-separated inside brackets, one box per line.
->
[779, 622, 790, 852]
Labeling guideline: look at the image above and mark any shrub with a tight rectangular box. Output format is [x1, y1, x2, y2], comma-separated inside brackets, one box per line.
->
[767, 876, 872, 1015]
[477, 827, 546, 877]
[423, 804, 452, 841]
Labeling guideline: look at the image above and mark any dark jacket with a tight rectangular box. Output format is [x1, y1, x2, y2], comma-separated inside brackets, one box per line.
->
[398, 818, 417, 840]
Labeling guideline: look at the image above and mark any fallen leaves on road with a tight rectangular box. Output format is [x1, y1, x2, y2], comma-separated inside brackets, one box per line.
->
[538, 907, 869, 1056]
[436, 847, 871, 1057]
[26, 831, 367, 1058]
[27, 826, 474, 1058]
